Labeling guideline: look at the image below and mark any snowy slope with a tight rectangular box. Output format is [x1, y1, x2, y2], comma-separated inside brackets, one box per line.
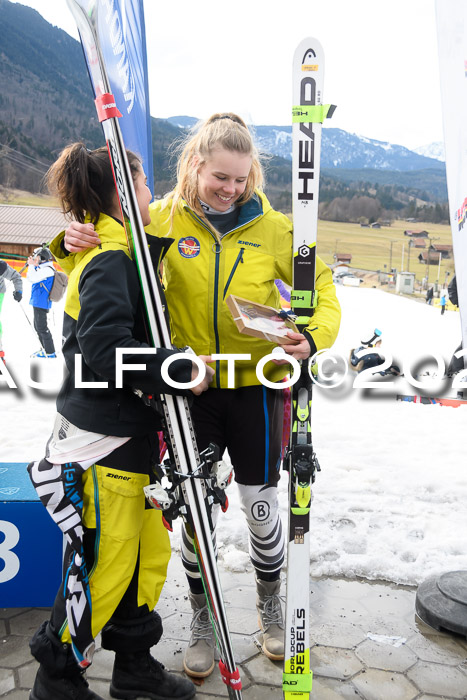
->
[1, 282, 466, 587]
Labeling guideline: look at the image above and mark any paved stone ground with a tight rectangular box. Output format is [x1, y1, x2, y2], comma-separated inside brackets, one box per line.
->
[1, 553, 467, 699]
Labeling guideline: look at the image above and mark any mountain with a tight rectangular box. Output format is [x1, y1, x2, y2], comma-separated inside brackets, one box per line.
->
[166, 116, 198, 130]
[322, 130, 444, 171]
[166, 118, 446, 171]
[0, 1, 447, 220]
[165, 117, 448, 209]
[167, 118, 446, 172]
[238, 124, 445, 172]
[0, 0, 104, 192]
[413, 142, 445, 162]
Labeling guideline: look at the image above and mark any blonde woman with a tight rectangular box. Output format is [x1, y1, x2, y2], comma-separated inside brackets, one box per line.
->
[63, 113, 341, 677]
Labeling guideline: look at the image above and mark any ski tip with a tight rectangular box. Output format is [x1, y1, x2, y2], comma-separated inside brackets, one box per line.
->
[294, 37, 324, 67]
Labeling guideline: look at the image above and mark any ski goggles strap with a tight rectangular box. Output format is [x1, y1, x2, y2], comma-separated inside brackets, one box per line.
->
[292, 104, 336, 123]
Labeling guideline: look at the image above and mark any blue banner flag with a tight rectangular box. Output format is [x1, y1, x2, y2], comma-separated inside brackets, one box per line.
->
[79, 0, 154, 195]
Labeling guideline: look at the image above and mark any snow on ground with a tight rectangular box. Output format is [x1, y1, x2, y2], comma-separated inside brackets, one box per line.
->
[1, 280, 467, 587]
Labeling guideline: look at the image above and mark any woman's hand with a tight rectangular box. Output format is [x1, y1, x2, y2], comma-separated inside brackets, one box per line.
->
[65, 221, 101, 253]
[190, 355, 214, 395]
[272, 331, 311, 364]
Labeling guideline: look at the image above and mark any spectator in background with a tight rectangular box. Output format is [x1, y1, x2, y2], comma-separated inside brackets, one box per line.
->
[426, 286, 434, 305]
[27, 247, 56, 358]
[0, 260, 23, 362]
[440, 292, 447, 316]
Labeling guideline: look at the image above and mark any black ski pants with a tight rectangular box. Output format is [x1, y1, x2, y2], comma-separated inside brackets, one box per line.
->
[33, 306, 55, 354]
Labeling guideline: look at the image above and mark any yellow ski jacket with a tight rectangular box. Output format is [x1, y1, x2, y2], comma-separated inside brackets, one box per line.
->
[146, 191, 341, 388]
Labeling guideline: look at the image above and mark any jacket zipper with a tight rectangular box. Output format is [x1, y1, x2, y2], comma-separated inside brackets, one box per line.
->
[213, 242, 222, 386]
[186, 206, 262, 239]
[223, 248, 244, 300]
[185, 206, 262, 387]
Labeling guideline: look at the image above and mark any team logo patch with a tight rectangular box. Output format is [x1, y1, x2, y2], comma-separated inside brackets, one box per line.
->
[178, 237, 201, 258]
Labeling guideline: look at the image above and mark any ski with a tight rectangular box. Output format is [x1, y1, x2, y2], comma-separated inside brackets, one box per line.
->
[283, 38, 335, 699]
[66, 2, 242, 697]
[397, 394, 467, 407]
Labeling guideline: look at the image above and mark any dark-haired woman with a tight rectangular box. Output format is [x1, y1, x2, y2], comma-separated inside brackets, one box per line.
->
[28, 143, 211, 700]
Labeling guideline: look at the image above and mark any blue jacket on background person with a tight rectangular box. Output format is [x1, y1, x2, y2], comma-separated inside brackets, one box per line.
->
[27, 258, 54, 309]
[27, 247, 56, 357]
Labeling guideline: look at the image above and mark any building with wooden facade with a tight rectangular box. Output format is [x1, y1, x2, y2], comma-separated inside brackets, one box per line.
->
[0, 205, 68, 260]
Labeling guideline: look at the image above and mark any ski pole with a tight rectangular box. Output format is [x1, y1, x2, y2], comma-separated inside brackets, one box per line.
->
[361, 328, 382, 346]
[18, 303, 37, 341]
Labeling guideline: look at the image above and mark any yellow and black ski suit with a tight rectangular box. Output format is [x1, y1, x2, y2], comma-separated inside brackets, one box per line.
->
[29, 214, 193, 672]
[144, 191, 341, 586]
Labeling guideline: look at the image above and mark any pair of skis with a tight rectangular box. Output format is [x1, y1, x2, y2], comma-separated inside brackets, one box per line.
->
[68, 2, 331, 696]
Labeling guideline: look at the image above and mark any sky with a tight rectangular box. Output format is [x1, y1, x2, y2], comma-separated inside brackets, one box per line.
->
[12, 0, 445, 151]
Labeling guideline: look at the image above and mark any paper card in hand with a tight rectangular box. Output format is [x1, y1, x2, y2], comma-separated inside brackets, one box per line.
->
[226, 294, 298, 345]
